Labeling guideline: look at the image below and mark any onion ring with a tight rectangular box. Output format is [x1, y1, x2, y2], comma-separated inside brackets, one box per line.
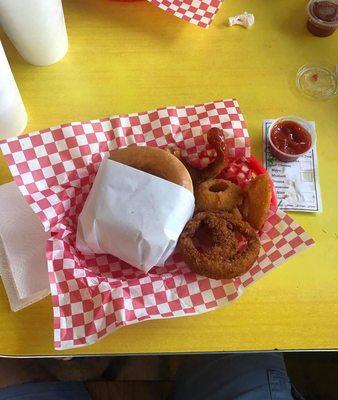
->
[241, 173, 272, 230]
[179, 211, 261, 279]
[195, 178, 244, 212]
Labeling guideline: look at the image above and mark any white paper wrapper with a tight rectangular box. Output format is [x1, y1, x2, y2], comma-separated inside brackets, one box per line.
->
[76, 159, 195, 273]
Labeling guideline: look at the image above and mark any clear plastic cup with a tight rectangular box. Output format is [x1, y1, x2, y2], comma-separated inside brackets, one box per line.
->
[268, 116, 316, 162]
[296, 64, 338, 100]
[306, 0, 338, 37]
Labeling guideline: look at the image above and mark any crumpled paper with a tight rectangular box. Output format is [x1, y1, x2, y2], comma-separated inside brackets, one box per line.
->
[228, 12, 255, 28]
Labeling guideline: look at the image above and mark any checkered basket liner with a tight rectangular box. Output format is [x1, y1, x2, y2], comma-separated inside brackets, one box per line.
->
[0, 100, 314, 350]
[148, 0, 223, 28]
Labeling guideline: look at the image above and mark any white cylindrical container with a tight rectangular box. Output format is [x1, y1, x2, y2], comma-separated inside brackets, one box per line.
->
[0, 41, 27, 139]
[0, 0, 68, 66]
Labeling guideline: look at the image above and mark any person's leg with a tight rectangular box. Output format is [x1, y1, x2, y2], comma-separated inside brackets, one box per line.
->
[0, 381, 91, 400]
[173, 353, 303, 400]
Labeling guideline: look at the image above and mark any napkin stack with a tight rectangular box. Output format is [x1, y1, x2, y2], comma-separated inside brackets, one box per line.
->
[0, 182, 50, 311]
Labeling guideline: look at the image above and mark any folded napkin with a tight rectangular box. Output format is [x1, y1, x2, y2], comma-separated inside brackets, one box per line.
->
[0, 182, 50, 311]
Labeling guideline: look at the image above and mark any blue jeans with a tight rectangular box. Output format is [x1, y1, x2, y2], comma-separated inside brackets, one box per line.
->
[0, 382, 91, 400]
[0, 354, 304, 400]
[173, 353, 304, 400]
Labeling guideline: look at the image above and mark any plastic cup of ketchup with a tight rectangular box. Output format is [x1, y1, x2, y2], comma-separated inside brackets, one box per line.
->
[268, 116, 316, 162]
[306, 0, 338, 37]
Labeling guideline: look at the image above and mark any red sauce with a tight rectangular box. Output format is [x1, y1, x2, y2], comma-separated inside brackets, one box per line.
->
[307, 1, 338, 37]
[270, 121, 312, 155]
[207, 127, 226, 153]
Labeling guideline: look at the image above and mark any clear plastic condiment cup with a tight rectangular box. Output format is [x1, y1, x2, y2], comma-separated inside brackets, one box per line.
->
[267, 116, 316, 162]
[306, 0, 338, 37]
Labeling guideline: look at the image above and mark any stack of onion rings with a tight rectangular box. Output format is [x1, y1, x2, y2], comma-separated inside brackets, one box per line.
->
[179, 211, 261, 280]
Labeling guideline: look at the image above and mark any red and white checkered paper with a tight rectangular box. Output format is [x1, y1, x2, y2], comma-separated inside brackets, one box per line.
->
[0, 100, 314, 350]
[148, 0, 222, 28]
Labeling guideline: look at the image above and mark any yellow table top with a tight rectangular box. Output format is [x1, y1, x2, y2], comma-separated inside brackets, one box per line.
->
[0, 0, 337, 356]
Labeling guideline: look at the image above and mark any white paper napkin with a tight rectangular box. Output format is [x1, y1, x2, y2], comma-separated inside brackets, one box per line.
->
[76, 159, 195, 273]
[0, 182, 50, 311]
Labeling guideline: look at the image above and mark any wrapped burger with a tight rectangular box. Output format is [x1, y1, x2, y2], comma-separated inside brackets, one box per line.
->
[76, 147, 195, 273]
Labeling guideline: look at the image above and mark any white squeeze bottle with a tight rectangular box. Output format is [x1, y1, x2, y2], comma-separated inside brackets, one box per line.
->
[0, 0, 68, 66]
[0, 41, 27, 138]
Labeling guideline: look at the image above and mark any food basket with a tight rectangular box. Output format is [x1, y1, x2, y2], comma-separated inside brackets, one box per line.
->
[0, 100, 314, 349]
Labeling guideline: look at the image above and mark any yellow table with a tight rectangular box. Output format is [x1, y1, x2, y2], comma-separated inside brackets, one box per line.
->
[0, 0, 337, 356]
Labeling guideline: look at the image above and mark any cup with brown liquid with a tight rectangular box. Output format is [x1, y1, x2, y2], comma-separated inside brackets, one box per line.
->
[307, 0, 338, 36]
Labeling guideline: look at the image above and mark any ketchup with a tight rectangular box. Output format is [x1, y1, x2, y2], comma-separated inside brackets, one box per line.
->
[207, 127, 226, 153]
[307, 1, 338, 37]
[270, 121, 312, 156]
